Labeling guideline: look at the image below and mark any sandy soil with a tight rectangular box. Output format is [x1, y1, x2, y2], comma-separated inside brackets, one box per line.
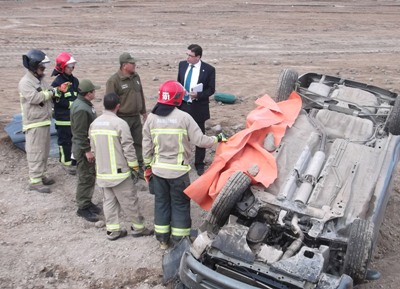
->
[1, 0, 400, 288]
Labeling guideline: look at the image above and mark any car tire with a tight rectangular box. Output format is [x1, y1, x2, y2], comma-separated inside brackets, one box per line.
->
[387, 97, 400, 135]
[343, 219, 375, 284]
[206, 171, 252, 229]
[276, 68, 299, 102]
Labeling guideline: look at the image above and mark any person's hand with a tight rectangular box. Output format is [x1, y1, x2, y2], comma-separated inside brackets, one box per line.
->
[216, 132, 228, 142]
[58, 82, 71, 93]
[48, 87, 59, 99]
[189, 91, 198, 100]
[85, 151, 95, 163]
[144, 166, 152, 183]
[131, 167, 139, 184]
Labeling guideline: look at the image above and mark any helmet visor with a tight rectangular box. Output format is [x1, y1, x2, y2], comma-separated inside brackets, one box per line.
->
[40, 55, 50, 65]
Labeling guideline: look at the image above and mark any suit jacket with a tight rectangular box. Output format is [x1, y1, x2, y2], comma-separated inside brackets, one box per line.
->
[177, 60, 215, 123]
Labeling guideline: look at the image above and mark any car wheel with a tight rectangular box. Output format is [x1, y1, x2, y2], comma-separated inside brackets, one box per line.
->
[276, 68, 299, 102]
[206, 171, 252, 229]
[343, 219, 375, 284]
[387, 97, 400, 135]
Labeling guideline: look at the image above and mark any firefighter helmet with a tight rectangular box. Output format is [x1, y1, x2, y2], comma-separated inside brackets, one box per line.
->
[54, 52, 76, 74]
[22, 49, 50, 72]
[158, 80, 185, 106]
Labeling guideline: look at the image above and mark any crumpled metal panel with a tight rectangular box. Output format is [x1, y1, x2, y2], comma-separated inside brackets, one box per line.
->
[271, 246, 326, 283]
[212, 223, 255, 263]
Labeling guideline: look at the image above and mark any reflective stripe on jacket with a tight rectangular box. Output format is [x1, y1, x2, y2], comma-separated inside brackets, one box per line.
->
[51, 73, 79, 122]
[89, 110, 139, 187]
[142, 108, 216, 179]
[18, 71, 53, 131]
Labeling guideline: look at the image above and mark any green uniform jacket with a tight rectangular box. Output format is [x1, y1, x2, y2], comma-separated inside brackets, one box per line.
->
[105, 70, 146, 117]
[70, 95, 97, 158]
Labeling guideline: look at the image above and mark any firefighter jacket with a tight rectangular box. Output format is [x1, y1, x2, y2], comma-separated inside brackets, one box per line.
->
[105, 70, 146, 117]
[51, 73, 79, 126]
[89, 110, 139, 187]
[143, 107, 217, 179]
[18, 71, 53, 132]
[70, 95, 97, 156]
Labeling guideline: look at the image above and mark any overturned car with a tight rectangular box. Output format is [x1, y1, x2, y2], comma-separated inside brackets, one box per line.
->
[179, 69, 400, 289]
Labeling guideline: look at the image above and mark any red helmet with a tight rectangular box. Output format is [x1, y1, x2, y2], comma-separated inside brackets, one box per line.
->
[54, 52, 76, 74]
[158, 80, 185, 106]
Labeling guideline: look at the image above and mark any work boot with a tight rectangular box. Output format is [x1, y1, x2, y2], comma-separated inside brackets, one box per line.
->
[42, 176, 55, 186]
[160, 241, 169, 250]
[77, 208, 99, 222]
[107, 229, 128, 241]
[28, 183, 51, 194]
[87, 202, 102, 214]
[131, 227, 154, 238]
[62, 165, 76, 176]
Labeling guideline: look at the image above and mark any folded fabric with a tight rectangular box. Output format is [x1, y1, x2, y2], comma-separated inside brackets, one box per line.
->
[184, 91, 302, 210]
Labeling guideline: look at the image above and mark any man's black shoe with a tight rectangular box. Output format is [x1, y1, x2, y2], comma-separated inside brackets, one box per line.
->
[87, 202, 102, 214]
[196, 168, 205, 176]
[77, 208, 99, 222]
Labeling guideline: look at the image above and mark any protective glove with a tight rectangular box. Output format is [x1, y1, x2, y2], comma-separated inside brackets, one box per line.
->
[144, 166, 152, 183]
[216, 132, 228, 142]
[47, 87, 58, 99]
[131, 166, 139, 184]
[58, 81, 71, 93]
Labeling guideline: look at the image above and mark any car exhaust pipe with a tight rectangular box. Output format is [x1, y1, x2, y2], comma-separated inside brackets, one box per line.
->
[277, 145, 311, 201]
[294, 150, 326, 204]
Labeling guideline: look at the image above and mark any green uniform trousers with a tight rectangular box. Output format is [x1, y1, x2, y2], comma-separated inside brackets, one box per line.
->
[75, 151, 96, 209]
[119, 115, 143, 165]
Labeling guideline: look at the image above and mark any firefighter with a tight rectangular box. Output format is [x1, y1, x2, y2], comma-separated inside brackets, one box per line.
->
[142, 80, 226, 249]
[89, 92, 153, 240]
[51, 52, 79, 175]
[18, 49, 58, 194]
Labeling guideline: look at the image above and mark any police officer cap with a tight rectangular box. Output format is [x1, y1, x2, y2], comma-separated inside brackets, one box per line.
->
[78, 79, 100, 94]
[119, 52, 137, 64]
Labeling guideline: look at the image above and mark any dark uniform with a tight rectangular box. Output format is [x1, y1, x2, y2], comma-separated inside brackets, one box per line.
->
[51, 74, 79, 167]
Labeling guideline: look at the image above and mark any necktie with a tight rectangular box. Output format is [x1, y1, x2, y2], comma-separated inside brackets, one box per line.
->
[184, 65, 194, 102]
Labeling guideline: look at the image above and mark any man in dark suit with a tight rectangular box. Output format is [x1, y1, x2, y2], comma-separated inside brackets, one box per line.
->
[177, 44, 216, 176]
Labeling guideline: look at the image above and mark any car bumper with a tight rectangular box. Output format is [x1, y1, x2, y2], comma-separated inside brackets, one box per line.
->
[179, 251, 353, 289]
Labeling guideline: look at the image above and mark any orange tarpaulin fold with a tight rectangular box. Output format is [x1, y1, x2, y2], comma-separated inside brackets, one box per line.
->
[184, 92, 302, 210]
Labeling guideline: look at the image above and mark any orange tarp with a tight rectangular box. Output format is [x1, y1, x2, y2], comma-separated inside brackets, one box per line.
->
[184, 91, 302, 210]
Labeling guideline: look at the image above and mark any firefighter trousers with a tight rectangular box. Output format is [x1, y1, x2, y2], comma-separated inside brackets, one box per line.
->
[101, 177, 144, 232]
[25, 126, 50, 184]
[152, 173, 191, 243]
[56, 125, 76, 166]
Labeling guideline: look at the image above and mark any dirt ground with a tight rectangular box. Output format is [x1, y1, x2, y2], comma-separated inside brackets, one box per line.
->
[1, 0, 400, 288]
